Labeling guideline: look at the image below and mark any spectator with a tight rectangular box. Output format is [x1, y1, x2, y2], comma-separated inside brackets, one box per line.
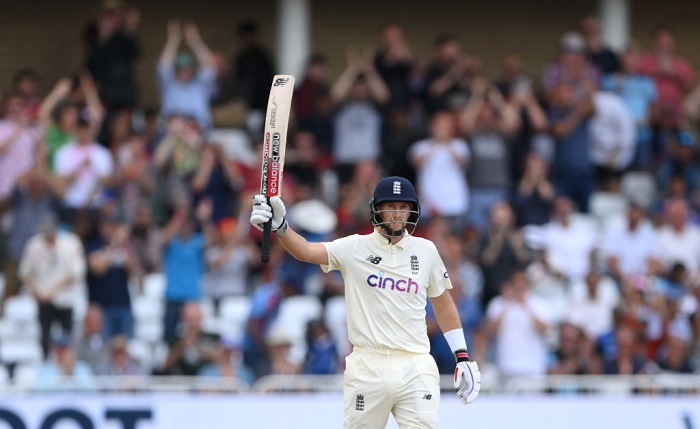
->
[241, 273, 298, 381]
[478, 202, 529, 308]
[408, 110, 470, 232]
[602, 325, 651, 375]
[99, 334, 146, 376]
[190, 142, 243, 223]
[303, 319, 339, 375]
[75, 305, 109, 374]
[38, 73, 104, 171]
[197, 334, 252, 386]
[547, 81, 596, 212]
[159, 199, 215, 343]
[540, 196, 597, 282]
[460, 83, 520, 230]
[53, 113, 115, 229]
[482, 269, 551, 385]
[495, 53, 549, 184]
[638, 26, 696, 130]
[83, 0, 141, 146]
[157, 20, 216, 130]
[330, 47, 390, 182]
[152, 114, 204, 209]
[1, 169, 60, 313]
[602, 202, 660, 282]
[589, 89, 637, 190]
[568, 268, 621, 341]
[86, 212, 139, 339]
[266, 324, 301, 376]
[602, 44, 659, 170]
[542, 32, 600, 102]
[512, 152, 555, 227]
[232, 19, 275, 132]
[656, 130, 700, 201]
[373, 22, 420, 108]
[581, 15, 621, 74]
[19, 214, 85, 358]
[163, 302, 220, 376]
[0, 93, 43, 202]
[424, 34, 472, 115]
[129, 201, 162, 275]
[293, 54, 330, 125]
[655, 325, 695, 373]
[113, 130, 156, 223]
[657, 198, 700, 275]
[36, 332, 94, 390]
[10, 68, 42, 116]
[203, 217, 257, 310]
[335, 160, 381, 236]
[548, 322, 602, 375]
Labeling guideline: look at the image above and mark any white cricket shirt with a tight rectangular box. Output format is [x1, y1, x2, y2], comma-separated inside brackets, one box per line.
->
[321, 229, 452, 354]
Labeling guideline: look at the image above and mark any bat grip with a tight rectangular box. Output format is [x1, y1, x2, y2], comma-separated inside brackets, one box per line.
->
[261, 218, 272, 263]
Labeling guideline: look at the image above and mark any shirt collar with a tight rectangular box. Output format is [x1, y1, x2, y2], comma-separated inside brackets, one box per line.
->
[370, 228, 409, 249]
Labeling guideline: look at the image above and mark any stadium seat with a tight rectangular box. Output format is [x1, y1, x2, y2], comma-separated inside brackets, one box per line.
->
[142, 273, 166, 300]
[134, 319, 164, 343]
[0, 365, 8, 387]
[324, 295, 350, 358]
[128, 339, 155, 370]
[13, 362, 40, 386]
[0, 318, 40, 341]
[4, 295, 38, 321]
[269, 296, 323, 365]
[132, 295, 164, 321]
[218, 296, 252, 339]
[621, 171, 657, 209]
[0, 339, 43, 364]
[590, 191, 628, 223]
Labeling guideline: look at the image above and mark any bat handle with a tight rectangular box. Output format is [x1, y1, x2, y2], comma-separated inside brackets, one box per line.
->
[261, 219, 272, 263]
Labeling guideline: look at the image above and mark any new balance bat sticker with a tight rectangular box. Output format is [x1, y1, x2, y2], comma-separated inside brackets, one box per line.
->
[260, 75, 295, 263]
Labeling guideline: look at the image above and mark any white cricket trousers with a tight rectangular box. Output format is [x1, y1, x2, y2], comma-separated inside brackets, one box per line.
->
[343, 347, 441, 429]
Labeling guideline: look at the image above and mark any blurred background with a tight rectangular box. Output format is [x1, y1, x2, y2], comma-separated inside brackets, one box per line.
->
[0, 0, 699, 427]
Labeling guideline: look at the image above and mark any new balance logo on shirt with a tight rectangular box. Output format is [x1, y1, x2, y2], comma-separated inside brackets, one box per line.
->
[422, 394, 432, 400]
[366, 255, 382, 264]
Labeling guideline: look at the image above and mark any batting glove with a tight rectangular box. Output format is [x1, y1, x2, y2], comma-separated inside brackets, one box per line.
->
[250, 195, 288, 236]
[454, 349, 481, 404]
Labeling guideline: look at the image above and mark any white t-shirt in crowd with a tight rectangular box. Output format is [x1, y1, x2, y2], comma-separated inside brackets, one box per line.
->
[602, 219, 659, 276]
[322, 230, 451, 354]
[568, 275, 620, 339]
[486, 294, 551, 377]
[657, 224, 700, 274]
[19, 231, 86, 308]
[541, 218, 597, 281]
[409, 138, 470, 217]
[54, 141, 114, 208]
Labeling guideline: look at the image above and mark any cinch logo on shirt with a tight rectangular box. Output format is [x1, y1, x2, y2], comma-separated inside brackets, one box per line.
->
[366, 271, 419, 294]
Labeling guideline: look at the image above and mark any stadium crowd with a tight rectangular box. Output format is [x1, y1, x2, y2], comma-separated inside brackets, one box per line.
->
[1, 2, 700, 391]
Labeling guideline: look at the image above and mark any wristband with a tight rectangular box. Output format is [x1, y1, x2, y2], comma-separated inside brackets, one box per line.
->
[274, 217, 289, 237]
[443, 328, 468, 354]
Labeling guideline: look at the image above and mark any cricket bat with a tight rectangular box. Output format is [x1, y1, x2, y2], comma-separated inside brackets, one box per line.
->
[260, 74, 295, 263]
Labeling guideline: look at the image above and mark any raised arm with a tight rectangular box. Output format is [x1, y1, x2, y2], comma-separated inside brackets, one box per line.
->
[159, 20, 182, 69]
[330, 48, 363, 104]
[38, 78, 73, 127]
[183, 22, 215, 68]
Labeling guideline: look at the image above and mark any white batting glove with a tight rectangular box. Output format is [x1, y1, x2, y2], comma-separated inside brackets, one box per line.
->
[250, 195, 288, 236]
[454, 350, 481, 404]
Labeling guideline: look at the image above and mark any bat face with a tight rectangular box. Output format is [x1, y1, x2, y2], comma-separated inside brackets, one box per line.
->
[259, 74, 295, 263]
[260, 75, 294, 200]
